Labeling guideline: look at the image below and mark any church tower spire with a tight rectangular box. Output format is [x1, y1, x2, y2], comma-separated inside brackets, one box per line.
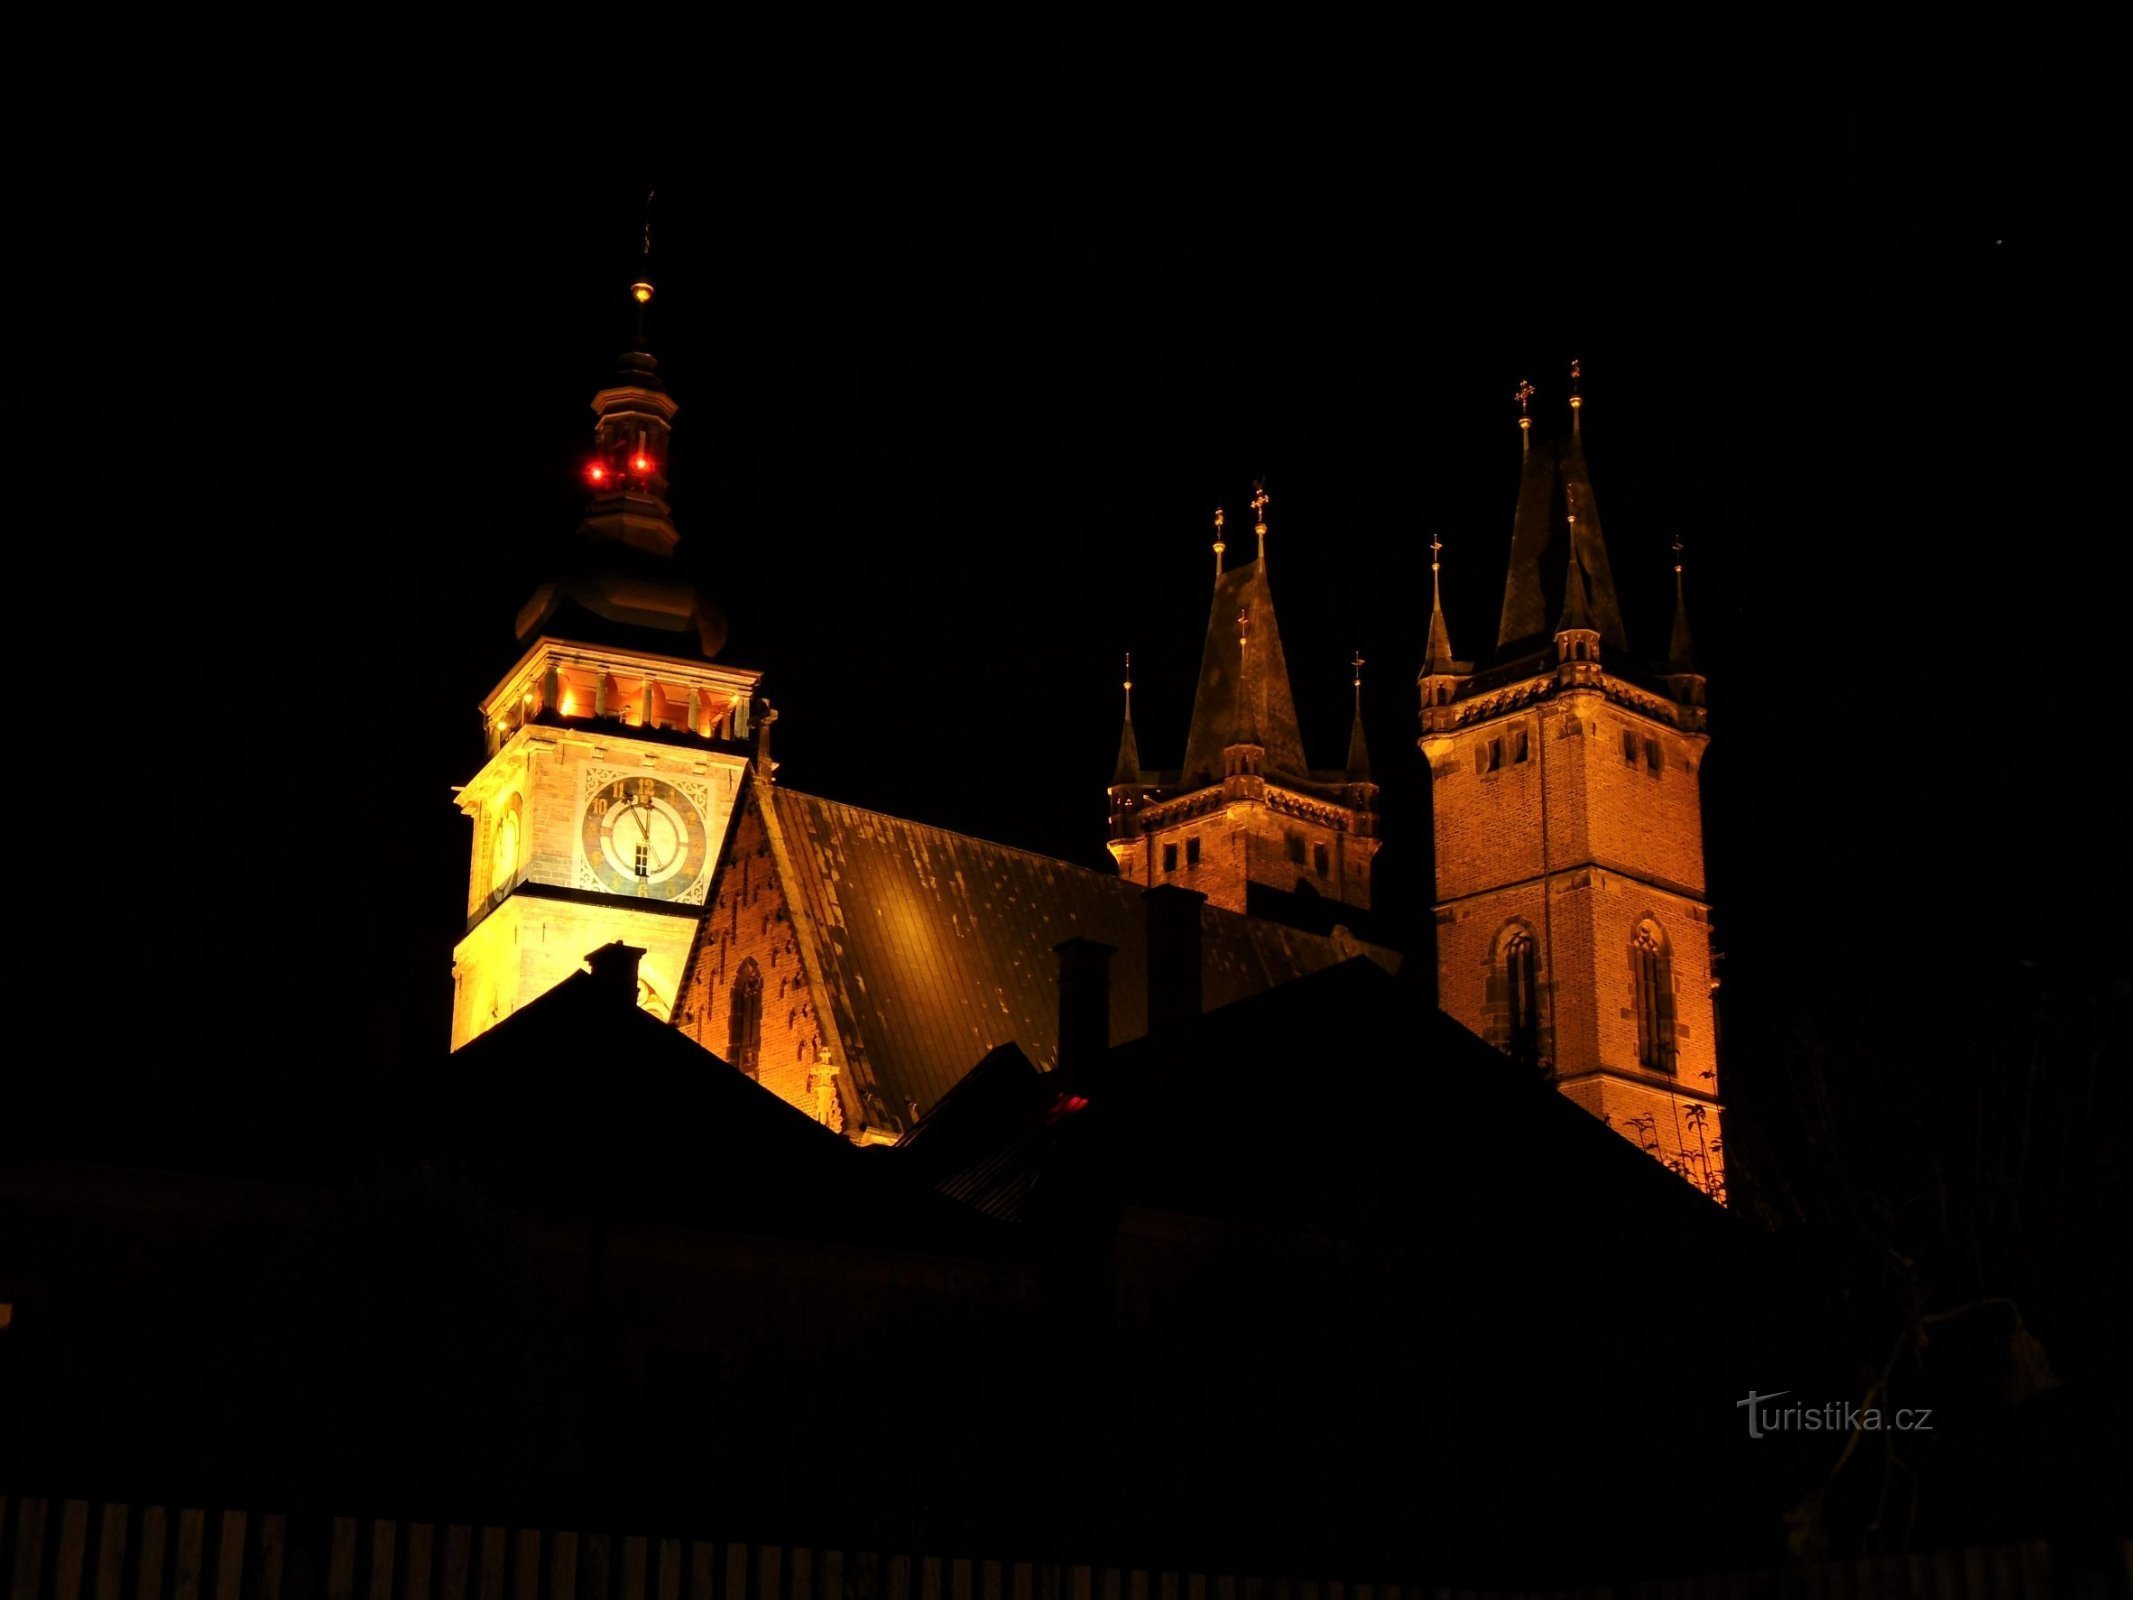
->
[1420, 371, 1724, 1202]
[1106, 486, 1380, 922]
[1666, 535, 1707, 711]
[1345, 652, 1371, 782]
[450, 232, 763, 1052]
[1113, 652, 1143, 786]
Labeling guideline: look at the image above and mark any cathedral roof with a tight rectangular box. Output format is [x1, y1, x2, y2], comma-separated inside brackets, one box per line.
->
[1496, 430, 1629, 658]
[1179, 560, 1309, 786]
[689, 784, 1393, 1137]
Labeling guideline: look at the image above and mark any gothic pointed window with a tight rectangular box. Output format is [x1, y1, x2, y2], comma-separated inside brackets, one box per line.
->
[1503, 931, 1539, 1065]
[728, 958, 763, 1079]
[1632, 923, 1675, 1072]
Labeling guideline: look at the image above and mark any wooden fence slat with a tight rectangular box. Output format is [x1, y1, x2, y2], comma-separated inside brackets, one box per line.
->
[174, 1509, 206, 1600]
[954, 1560, 973, 1600]
[660, 1538, 683, 1600]
[1071, 1570, 1091, 1600]
[2016, 1545, 2047, 1600]
[687, 1543, 712, 1600]
[922, 1558, 943, 1600]
[1013, 1565, 1033, 1600]
[135, 1508, 169, 1600]
[95, 1504, 129, 1600]
[514, 1530, 543, 1600]
[254, 1516, 285, 1600]
[587, 1532, 614, 1600]
[371, 1519, 398, 1600]
[480, 1528, 507, 1600]
[794, 1549, 814, 1600]
[442, 1526, 472, 1600]
[553, 1531, 580, 1600]
[214, 1510, 247, 1600]
[727, 1545, 750, 1600]
[328, 1517, 358, 1600]
[761, 1547, 785, 1600]
[53, 1500, 89, 1600]
[1129, 1575, 1147, 1600]
[623, 1535, 648, 1600]
[405, 1525, 434, 1600]
[981, 1562, 1001, 1600]
[888, 1554, 912, 1600]
[12, 1497, 48, 1600]
[825, 1552, 846, 1600]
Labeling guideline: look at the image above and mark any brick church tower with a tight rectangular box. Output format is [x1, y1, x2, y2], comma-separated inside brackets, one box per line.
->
[1109, 488, 1381, 921]
[1418, 373, 1722, 1198]
[448, 263, 763, 1048]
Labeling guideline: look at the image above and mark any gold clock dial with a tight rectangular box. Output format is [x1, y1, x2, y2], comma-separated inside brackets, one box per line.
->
[582, 775, 709, 900]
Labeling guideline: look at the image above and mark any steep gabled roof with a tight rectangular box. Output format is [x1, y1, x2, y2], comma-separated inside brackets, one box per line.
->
[717, 784, 1392, 1136]
[1179, 560, 1310, 786]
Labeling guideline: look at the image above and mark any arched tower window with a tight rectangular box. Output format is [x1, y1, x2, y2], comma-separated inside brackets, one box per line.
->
[1632, 922, 1675, 1073]
[1503, 930, 1539, 1065]
[728, 958, 763, 1079]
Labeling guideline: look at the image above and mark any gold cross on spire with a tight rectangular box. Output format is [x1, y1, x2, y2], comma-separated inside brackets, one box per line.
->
[1515, 380, 1536, 415]
[1430, 532, 1443, 572]
[1351, 650, 1366, 687]
[1673, 533, 1685, 575]
[1123, 650, 1134, 718]
[1251, 480, 1270, 561]
[1212, 506, 1227, 583]
[1568, 358, 1583, 431]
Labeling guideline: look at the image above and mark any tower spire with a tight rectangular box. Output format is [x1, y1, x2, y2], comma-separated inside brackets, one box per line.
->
[1516, 379, 1536, 457]
[1568, 358, 1583, 436]
[1113, 650, 1142, 785]
[1212, 507, 1227, 584]
[1423, 532, 1458, 675]
[1231, 608, 1262, 747]
[1346, 650, 1371, 781]
[1556, 492, 1595, 639]
[1252, 480, 1270, 564]
[1668, 535, 1697, 674]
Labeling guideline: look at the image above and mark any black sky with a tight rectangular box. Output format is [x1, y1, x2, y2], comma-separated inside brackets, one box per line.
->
[25, 58, 2109, 1115]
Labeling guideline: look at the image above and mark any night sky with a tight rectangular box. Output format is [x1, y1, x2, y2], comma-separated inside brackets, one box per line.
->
[32, 63, 2106, 1129]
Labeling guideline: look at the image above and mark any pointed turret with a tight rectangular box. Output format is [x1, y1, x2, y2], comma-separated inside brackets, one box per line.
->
[1423, 533, 1458, 676]
[1345, 652, 1371, 781]
[1666, 536, 1708, 714]
[1667, 537, 1697, 674]
[1112, 653, 1143, 786]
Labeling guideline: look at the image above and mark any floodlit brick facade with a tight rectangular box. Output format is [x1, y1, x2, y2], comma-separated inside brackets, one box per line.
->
[1420, 390, 1724, 1199]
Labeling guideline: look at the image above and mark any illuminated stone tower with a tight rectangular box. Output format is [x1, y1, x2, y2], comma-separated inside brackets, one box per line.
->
[1418, 371, 1723, 1198]
[1109, 488, 1380, 920]
[449, 264, 762, 1049]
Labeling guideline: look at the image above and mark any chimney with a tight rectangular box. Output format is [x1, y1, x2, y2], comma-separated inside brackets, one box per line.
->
[1053, 938, 1117, 1089]
[1142, 885, 1206, 1066]
[584, 942, 646, 1006]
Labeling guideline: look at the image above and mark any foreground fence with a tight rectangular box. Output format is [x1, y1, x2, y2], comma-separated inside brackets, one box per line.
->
[0, 1494, 2102, 1600]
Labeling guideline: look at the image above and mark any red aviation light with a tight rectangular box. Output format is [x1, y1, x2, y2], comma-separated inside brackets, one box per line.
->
[587, 461, 609, 485]
[631, 453, 652, 474]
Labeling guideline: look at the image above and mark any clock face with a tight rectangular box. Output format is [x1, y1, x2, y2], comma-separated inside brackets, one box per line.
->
[581, 775, 710, 900]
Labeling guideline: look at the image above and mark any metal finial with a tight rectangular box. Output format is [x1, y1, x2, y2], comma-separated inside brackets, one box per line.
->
[1351, 650, 1366, 689]
[1123, 651, 1134, 719]
[1515, 380, 1536, 415]
[1251, 480, 1270, 561]
[1673, 534, 1685, 576]
[630, 190, 658, 308]
[1569, 358, 1583, 432]
[1212, 507, 1227, 582]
